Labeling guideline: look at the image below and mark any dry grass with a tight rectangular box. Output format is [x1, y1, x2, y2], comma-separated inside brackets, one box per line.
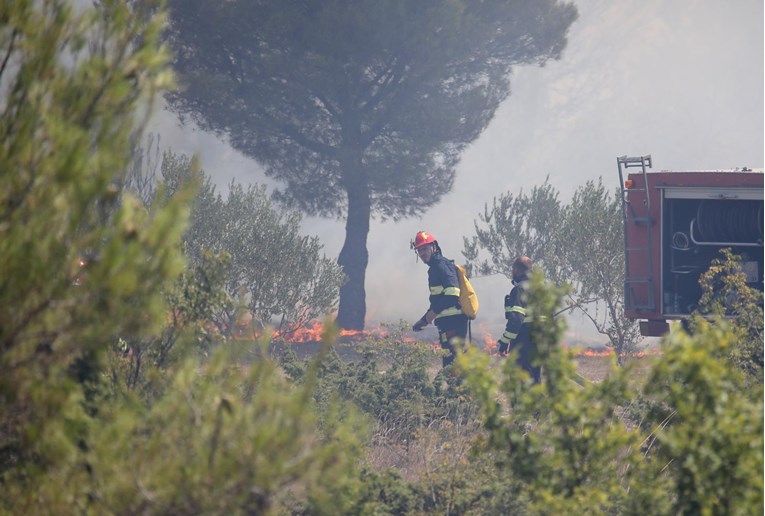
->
[364, 353, 656, 483]
[574, 354, 654, 383]
[365, 416, 483, 483]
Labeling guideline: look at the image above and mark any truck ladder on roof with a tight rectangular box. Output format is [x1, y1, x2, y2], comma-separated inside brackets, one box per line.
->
[617, 155, 656, 312]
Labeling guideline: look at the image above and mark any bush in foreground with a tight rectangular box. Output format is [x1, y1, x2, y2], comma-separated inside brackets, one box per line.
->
[459, 272, 763, 515]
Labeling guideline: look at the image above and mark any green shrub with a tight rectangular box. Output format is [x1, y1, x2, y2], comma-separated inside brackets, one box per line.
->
[3, 341, 368, 514]
[279, 323, 479, 443]
[458, 271, 762, 514]
[643, 321, 764, 515]
[694, 248, 764, 385]
[350, 468, 426, 515]
[1, 0, 182, 486]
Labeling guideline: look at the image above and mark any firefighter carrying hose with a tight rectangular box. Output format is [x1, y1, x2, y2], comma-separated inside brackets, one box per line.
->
[498, 256, 541, 383]
[411, 231, 468, 368]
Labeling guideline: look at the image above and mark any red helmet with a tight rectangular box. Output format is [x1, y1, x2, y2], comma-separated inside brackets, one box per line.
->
[412, 231, 437, 249]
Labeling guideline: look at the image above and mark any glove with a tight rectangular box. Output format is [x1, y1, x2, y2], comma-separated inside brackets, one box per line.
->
[498, 340, 509, 356]
[412, 317, 427, 332]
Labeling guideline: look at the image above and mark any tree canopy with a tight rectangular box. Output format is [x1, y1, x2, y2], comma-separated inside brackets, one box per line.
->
[463, 178, 567, 281]
[165, 0, 578, 328]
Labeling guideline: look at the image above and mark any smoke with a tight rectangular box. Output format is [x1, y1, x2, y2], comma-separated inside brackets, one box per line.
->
[148, 0, 764, 344]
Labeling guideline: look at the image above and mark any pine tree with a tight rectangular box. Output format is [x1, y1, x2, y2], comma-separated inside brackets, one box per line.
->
[165, 0, 578, 329]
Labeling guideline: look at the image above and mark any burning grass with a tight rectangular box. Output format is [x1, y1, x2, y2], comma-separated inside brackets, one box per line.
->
[266, 320, 659, 385]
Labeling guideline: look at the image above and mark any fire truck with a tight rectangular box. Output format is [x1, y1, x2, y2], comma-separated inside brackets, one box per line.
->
[617, 155, 763, 336]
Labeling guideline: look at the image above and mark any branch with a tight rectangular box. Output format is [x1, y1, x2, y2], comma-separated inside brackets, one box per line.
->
[80, 30, 131, 127]
[1, 298, 52, 355]
[359, 56, 408, 117]
[255, 107, 338, 159]
[271, 70, 342, 121]
[641, 409, 677, 458]
[553, 304, 577, 318]
[565, 294, 610, 336]
[468, 271, 509, 280]
[0, 28, 17, 80]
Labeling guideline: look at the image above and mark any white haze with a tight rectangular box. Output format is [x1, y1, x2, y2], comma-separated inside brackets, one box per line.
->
[149, 0, 764, 345]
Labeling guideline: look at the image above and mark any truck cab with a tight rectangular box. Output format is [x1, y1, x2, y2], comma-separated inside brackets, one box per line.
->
[617, 155, 763, 336]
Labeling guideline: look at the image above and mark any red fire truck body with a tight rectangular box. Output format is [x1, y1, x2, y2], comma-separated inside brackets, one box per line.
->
[617, 156, 763, 336]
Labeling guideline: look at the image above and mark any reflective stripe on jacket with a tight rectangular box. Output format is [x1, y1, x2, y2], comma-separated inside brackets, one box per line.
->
[426, 253, 463, 320]
[498, 275, 531, 345]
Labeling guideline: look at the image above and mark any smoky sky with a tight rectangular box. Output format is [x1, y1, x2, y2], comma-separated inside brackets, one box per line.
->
[149, 0, 764, 344]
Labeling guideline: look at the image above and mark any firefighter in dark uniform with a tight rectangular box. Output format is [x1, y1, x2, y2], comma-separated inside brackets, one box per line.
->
[411, 231, 469, 368]
[498, 256, 541, 383]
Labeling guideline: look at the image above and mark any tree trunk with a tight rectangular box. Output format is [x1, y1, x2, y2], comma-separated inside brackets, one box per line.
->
[336, 174, 370, 330]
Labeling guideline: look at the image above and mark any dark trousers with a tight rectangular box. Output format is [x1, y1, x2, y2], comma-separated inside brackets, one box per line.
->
[510, 340, 541, 384]
[436, 315, 468, 368]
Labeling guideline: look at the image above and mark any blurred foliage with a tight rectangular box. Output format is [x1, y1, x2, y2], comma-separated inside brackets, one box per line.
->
[350, 468, 426, 515]
[643, 321, 763, 515]
[5, 339, 368, 514]
[693, 248, 764, 384]
[1, 0, 182, 488]
[106, 248, 233, 398]
[458, 271, 762, 515]
[459, 273, 660, 514]
[0, 1, 362, 513]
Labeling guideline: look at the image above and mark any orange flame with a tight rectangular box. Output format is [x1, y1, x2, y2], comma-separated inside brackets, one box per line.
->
[562, 346, 662, 358]
[231, 319, 662, 358]
[568, 347, 614, 357]
[481, 331, 497, 354]
[272, 320, 418, 344]
[478, 328, 661, 358]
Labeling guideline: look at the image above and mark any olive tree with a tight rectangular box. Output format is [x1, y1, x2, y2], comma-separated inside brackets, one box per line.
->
[462, 178, 566, 281]
[464, 178, 641, 363]
[160, 152, 347, 335]
[559, 179, 641, 362]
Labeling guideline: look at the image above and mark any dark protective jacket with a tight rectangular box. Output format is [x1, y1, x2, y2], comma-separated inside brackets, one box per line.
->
[498, 274, 531, 345]
[499, 273, 540, 383]
[426, 253, 464, 328]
